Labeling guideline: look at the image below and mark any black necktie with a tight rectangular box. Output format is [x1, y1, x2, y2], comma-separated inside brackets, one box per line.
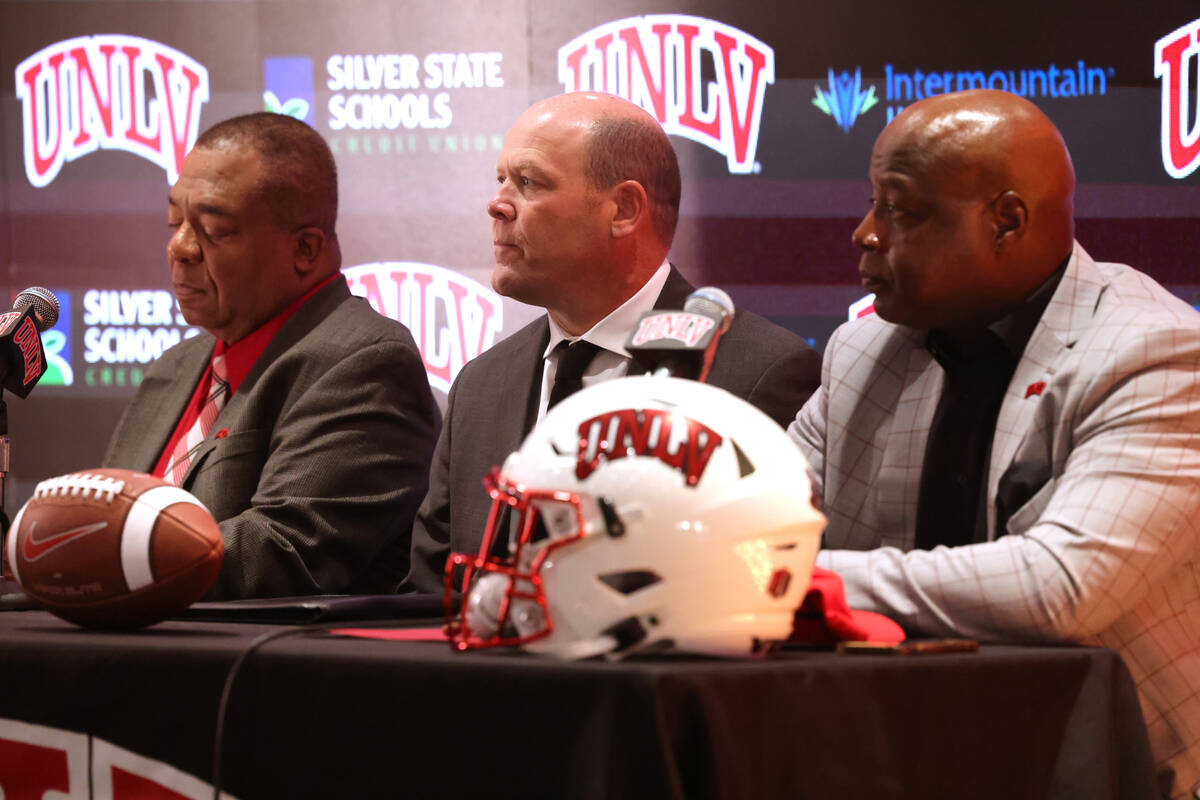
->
[914, 330, 1016, 550]
[547, 340, 601, 410]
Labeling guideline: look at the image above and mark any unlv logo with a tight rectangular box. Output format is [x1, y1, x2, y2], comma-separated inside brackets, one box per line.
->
[0, 311, 44, 386]
[630, 312, 715, 347]
[12, 317, 43, 385]
[344, 262, 503, 395]
[576, 408, 722, 486]
[1155, 17, 1200, 179]
[558, 15, 774, 174]
[1, 718, 231, 799]
[15, 35, 210, 188]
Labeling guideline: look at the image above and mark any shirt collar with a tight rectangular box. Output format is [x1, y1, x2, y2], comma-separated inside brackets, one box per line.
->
[542, 260, 671, 359]
[927, 256, 1069, 370]
[219, 272, 343, 394]
[988, 256, 1068, 358]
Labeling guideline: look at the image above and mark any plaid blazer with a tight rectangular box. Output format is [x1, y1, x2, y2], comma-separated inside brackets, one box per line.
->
[791, 243, 1200, 799]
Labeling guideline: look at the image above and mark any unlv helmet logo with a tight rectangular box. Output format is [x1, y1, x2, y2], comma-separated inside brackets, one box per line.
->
[1155, 17, 1200, 179]
[558, 15, 774, 174]
[344, 262, 503, 395]
[576, 408, 723, 486]
[15, 35, 210, 188]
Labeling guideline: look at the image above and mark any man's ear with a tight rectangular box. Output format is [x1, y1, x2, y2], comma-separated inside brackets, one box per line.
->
[294, 226, 327, 275]
[610, 180, 648, 239]
[991, 190, 1027, 249]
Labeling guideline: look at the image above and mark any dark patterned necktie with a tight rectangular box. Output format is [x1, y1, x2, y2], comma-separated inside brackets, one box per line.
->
[547, 340, 601, 410]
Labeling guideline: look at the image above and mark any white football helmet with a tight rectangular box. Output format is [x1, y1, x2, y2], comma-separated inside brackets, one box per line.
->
[445, 375, 825, 660]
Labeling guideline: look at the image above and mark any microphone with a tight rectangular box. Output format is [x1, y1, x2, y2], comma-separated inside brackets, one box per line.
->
[625, 286, 736, 383]
[14, 287, 60, 331]
[0, 286, 60, 398]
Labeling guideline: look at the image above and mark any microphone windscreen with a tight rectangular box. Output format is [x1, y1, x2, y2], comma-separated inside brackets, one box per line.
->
[14, 286, 60, 331]
[684, 287, 735, 331]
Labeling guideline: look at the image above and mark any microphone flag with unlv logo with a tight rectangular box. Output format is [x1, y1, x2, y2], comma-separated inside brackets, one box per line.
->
[0, 286, 61, 397]
[626, 287, 735, 382]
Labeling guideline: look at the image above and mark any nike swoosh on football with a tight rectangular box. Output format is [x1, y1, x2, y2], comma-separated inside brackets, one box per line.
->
[23, 520, 109, 562]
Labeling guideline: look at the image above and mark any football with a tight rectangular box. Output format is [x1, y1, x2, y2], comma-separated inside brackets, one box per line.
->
[4, 468, 223, 629]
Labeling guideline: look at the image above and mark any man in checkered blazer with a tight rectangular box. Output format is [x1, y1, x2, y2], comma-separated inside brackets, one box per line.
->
[790, 89, 1200, 799]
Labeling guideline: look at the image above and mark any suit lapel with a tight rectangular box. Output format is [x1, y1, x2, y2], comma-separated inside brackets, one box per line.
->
[513, 320, 551, 442]
[120, 336, 213, 472]
[986, 244, 1106, 537]
[873, 337, 941, 549]
[182, 277, 352, 486]
[654, 265, 695, 308]
[234, 277, 351, 399]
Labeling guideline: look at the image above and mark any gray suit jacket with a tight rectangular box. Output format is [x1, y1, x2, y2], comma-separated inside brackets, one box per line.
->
[104, 277, 440, 599]
[790, 243, 1200, 797]
[405, 266, 821, 593]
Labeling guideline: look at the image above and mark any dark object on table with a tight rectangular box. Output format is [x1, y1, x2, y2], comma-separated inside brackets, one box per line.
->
[176, 592, 449, 624]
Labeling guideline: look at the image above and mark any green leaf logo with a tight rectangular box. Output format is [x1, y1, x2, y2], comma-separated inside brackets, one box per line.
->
[263, 90, 310, 121]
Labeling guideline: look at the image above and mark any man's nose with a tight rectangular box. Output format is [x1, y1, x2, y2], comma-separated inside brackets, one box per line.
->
[167, 222, 200, 264]
[851, 212, 881, 252]
[487, 195, 514, 222]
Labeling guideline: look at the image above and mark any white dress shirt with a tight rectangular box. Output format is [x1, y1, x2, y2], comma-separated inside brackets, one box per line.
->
[536, 261, 670, 425]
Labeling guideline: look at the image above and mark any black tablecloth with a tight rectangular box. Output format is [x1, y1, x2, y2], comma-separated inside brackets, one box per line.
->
[0, 610, 1158, 799]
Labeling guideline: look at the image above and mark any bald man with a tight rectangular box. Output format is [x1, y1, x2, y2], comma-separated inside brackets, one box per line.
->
[105, 113, 439, 599]
[406, 92, 820, 592]
[790, 89, 1200, 798]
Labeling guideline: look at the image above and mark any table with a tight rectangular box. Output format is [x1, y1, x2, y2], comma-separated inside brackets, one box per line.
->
[0, 609, 1159, 799]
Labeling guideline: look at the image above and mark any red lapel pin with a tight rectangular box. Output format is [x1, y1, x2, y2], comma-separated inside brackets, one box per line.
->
[215, 428, 230, 439]
[1024, 381, 1046, 398]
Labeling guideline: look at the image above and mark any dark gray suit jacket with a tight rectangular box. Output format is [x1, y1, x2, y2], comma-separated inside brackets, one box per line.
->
[104, 277, 440, 599]
[405, 267, 821, 593]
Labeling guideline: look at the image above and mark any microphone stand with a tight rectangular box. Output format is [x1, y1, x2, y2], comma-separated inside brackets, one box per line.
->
[0, 391, 9, 537]
[0, 390, 15, 597]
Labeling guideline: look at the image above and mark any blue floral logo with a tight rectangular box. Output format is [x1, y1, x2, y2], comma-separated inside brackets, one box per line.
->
[812, 68, 878, 132]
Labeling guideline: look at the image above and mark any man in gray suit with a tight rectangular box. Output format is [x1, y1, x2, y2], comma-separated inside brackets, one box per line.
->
[406, 92, 820, 593]
[105, 113, 439, 599]
[790, 90, 1200, 797]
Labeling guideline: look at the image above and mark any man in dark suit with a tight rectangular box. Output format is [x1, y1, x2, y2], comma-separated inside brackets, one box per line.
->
[105, 113, 439, 599]
[405, 92, 820, 593]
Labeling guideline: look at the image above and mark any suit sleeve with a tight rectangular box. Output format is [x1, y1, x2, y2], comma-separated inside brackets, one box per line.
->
[817, 324, 1200, 643]
[402, 377, 459, 594]
[788, 333, 836, 503]
[209, 337, 439, 599]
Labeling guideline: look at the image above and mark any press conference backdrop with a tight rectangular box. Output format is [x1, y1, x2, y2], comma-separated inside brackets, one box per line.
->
[1, 0, 1198, 508]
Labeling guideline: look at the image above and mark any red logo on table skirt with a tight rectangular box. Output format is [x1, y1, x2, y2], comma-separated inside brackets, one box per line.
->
[1025, 381, 1046, 398]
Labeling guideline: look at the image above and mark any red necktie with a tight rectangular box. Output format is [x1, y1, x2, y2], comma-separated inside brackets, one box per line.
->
[163, 353, 229, 486]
